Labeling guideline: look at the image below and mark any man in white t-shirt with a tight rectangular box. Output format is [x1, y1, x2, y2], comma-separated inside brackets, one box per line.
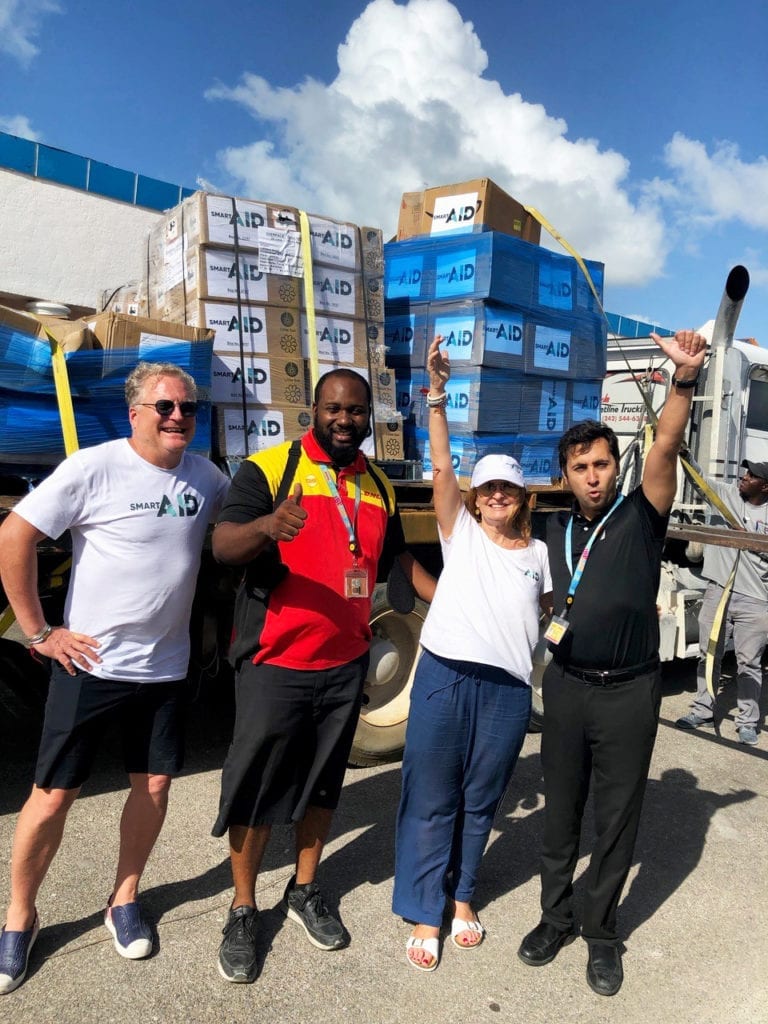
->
[0, 362, 229, 996]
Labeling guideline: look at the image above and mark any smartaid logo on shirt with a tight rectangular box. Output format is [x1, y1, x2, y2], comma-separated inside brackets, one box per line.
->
[129, 494, 200, 517]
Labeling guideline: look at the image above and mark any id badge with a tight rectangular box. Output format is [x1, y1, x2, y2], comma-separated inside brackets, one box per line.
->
[544, 614, 569, 646]
[344, 567, 369, 598]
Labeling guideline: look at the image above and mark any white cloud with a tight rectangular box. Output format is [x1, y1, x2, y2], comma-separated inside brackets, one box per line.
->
[662, 133, 768, 230]
[0, 114, 41, 140]
[206, 0, 767, 292]
[0, 0, 61, 65]
[206, 0, 666, 287]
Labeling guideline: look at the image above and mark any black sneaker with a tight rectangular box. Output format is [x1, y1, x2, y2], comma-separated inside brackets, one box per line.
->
[218, 905, 259, 983]
[282, 877, 348, 950]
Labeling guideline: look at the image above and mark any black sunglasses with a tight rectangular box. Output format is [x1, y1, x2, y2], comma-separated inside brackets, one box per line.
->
[137, 400, 198, 417]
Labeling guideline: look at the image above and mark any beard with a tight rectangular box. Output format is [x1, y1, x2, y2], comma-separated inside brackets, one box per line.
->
[313, 418, 369, 466]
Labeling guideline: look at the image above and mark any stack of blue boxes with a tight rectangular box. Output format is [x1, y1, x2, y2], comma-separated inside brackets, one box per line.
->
[383, 231, 606, 485]
[0, 313, 214, 469]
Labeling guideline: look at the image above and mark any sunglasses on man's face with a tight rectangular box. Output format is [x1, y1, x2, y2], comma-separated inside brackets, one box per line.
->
[137, 400, 198, 417]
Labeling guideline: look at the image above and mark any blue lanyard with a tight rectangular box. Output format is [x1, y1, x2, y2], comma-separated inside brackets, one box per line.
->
[319, 464, 362, 555]
[564, 494, 624, 609]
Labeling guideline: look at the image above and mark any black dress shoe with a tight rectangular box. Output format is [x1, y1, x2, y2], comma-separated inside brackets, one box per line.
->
[517, 920, 577, 966]
[586, 943, 623, 996]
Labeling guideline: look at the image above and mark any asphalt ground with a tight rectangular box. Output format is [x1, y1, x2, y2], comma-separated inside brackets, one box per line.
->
[1, 659, 766, 1024]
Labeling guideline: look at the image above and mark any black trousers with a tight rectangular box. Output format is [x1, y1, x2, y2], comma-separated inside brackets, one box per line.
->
[539, 660, 662, 944]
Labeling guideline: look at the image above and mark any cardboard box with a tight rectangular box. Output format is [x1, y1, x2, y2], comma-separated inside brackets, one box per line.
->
[191, 302, 301, 359]
[365, 414, 405, 462]
[396, 179, 541, 244]
[160, 191, 300, 252]
[211, 351, 309, 407]
[411, 427, 559, 487]
[214, 402, 312, 458]
[301, 312, 383, 366]
[304, 266, 384, 320]
[99, 281, 148, 318]
[384, 232, 603, 315]
[86, 312, 213, 352]
[0, 304, 90, 355]
[305, 217, 383, 273]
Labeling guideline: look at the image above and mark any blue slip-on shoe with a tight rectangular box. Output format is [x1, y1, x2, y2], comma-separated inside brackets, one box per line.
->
[0, 913, 40, 995]
[104, 901, 153, 959]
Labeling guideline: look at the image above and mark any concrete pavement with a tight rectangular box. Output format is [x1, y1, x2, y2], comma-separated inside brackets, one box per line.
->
[1, 661, 766, 1024]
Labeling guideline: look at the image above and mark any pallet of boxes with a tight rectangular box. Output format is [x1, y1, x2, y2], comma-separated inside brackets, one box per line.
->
[384, 178, 606, 487]
[0, 304, 214, 474]
[140, 192, 403, 467]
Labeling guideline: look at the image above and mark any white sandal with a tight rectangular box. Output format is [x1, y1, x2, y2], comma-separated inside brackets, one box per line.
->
[450, 917, 485, 949]
[405, 934, 440, 972]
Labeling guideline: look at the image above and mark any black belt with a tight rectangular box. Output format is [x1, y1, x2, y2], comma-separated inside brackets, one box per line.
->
[562, 658, 660, 686]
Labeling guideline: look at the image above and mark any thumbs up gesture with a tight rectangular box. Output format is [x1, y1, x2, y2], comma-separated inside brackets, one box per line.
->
[270, 481, 308, 541]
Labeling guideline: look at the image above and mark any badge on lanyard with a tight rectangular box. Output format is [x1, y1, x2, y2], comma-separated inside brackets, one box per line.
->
[320, 464, 369, 600]
[544, 614, 569, 645]
[344, 566, 369, 598]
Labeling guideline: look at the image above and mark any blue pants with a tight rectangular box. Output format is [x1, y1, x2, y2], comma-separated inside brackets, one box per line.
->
[392, 649, 531, 927]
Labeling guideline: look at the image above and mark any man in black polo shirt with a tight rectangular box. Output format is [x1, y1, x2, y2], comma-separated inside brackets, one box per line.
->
[518, 329, 707, 996]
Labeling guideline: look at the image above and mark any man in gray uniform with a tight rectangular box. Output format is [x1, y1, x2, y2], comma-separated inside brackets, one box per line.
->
[677, 459, 768, 745]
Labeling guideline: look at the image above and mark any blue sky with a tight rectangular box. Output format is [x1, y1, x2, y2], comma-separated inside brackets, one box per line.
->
[1, 0, 766, 339]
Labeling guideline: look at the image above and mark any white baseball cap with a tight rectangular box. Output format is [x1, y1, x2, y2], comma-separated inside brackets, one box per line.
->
[470, 453, 525, 490]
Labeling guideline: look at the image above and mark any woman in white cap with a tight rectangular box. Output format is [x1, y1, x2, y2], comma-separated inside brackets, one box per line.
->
[393, 335, 552, 972]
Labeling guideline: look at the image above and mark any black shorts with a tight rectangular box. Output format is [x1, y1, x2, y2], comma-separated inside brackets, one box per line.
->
[212, 653, 368, 836]
[34, 664, 187, 790]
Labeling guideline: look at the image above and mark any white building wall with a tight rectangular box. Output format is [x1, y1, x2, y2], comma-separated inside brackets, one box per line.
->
[0, 167, 162, 310]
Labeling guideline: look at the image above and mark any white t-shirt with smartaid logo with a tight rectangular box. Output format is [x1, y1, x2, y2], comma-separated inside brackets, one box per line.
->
[15, 438, 229, 681]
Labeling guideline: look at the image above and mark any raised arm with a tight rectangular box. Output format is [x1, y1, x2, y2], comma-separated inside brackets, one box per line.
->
[426, 336, 463, 537]
[642, 330, 708, 515]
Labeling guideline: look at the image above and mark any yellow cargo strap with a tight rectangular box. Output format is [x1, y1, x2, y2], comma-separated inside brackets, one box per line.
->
[299, 210, 320, 392]
[42, 325, 80, 456]
[0, 604, 17, 637]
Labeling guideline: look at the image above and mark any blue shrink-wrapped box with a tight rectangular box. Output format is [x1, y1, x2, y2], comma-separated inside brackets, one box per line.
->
[384, 232, 604, 315]
[410, 428, 560, 487]
[0, 392, 212, 465]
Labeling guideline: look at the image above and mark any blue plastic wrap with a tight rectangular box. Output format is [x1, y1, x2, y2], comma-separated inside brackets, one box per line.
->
[396, 366, 601, 435]
[409, 428, 561, 486]
[0, 392, 212, 465]
[384, 232, 604, 314]
[385, 299, 606, 377]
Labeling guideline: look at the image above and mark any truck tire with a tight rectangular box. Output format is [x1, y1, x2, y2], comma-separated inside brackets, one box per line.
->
[348, 584, 428, 767]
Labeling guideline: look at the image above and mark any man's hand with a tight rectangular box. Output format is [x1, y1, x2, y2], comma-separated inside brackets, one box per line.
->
[650, 330, 707, 376]
[34, 627, 101, 676]
[267, 483, 307, 542]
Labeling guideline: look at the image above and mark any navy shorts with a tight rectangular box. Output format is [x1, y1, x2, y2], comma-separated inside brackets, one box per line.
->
[33, 664, 187, 790]
[212, 653, 368, 835]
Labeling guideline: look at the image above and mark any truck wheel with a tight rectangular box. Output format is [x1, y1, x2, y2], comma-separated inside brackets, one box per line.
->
[349, 584, 428, 767]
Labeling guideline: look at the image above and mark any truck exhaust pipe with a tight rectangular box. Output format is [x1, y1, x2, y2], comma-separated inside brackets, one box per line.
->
[711, 265, 749, 349]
